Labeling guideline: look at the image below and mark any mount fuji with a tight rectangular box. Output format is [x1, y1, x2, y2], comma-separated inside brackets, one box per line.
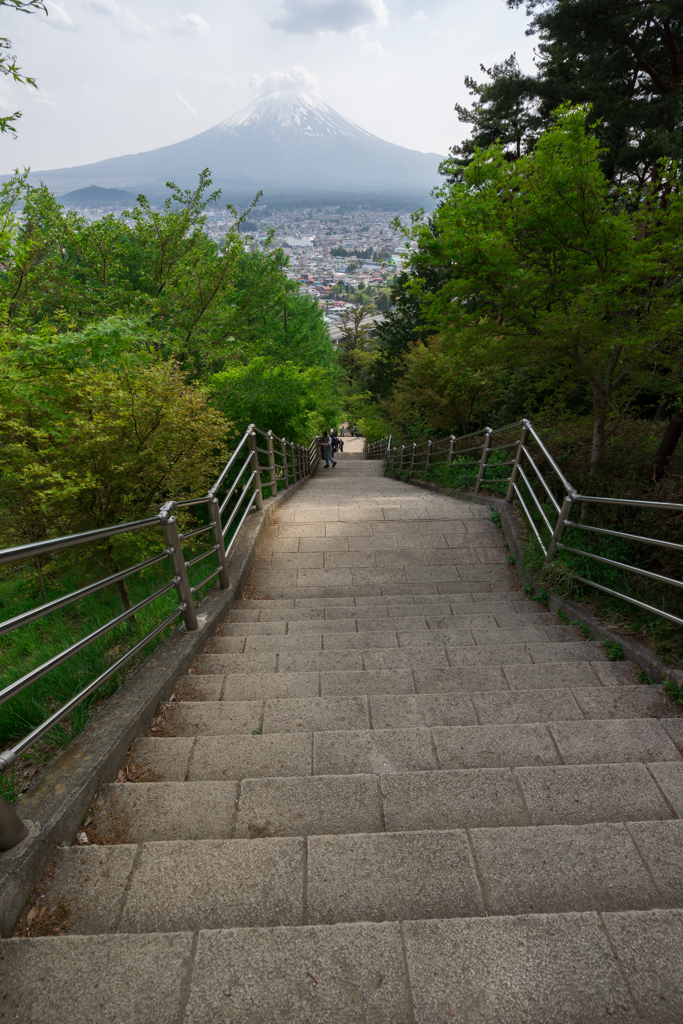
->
[24, 89, 443, 205]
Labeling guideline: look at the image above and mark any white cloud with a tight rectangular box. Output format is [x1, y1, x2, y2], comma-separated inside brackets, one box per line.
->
[222, 74, 237, 88]
[46, 2, 80, 30]
[33, 89, 57, 107]
[267, 0, 388, 35]
[413, 9, 427, 20]
[87, 0, 152, 38]
[175, 90, 198, 117]
[166, 13, 209, 35]
[352, 26, 385, 54]
[250, 66, 320, 96]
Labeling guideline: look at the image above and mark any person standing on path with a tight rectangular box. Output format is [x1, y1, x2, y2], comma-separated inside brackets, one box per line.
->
[320, 431, 337, 468]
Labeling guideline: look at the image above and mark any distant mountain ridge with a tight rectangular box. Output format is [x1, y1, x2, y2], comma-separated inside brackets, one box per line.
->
[22, 90, 443, 204]
[59, 185, 136, 207]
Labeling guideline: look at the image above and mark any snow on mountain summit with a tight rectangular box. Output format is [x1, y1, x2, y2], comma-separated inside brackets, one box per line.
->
[217, 91, 374, 141]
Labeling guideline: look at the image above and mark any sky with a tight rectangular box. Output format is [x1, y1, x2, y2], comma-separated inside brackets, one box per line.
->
[0, 0, 537, 174]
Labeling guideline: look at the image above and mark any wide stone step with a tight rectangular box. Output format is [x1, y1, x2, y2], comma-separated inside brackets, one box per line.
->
[228, 597, 547, 622]
[163, 684, 673, 736]
[32, 819, 683, 940]
[192, 640, 610, 676]
[125, 710, 683, 783]
[93, 760, 683, 842]
[181, 661, 639, 701]
[234, 592, 533, 612]
[4, 910, 682, 1023]
[221, 609, 554, 634]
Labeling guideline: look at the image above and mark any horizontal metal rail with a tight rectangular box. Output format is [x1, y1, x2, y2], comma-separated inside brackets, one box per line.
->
[0, 550, 170, 638]
[184, 545, 219, 570]
[0, 515, 163, 567]
[521, 447, 562, 514]
[219, 454, 253, 515]
[0, 580, 177, 707]
[558, 544, 683, 590]
[574, 494, 683, 512]
[524, 421, 574, 493]
[4, 607, 184, 763]
[513, 483, 547, 554]
[210, 427, 252, 495]
[517, 464, 554, 534]
[564, 520, 683, 553]
[222, 471, 257, 537]
[191, 566, 222, 594]
[179, 522, 214, 541]
[225, 494, 257, 556]
[573, 576, 683, 628]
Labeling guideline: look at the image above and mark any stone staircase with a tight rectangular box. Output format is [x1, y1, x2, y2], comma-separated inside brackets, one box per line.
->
[3, 454, 683, 1022]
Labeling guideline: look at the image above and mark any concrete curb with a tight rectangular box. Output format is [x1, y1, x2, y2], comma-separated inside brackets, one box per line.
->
[0, 471, 314, 936]
[393, 472, 683, 690]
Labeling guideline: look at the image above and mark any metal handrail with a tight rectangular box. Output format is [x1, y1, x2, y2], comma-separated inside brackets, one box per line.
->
[0, 418, 321, 823]
[380, 417, 683, 631]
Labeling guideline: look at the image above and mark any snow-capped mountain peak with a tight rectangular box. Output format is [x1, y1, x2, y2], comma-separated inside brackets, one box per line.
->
[217, 91, 374, 141]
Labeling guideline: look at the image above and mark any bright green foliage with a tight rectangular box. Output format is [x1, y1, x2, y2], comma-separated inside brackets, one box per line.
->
[209, 357, 340, 442]
[0, 339, 231, 564]
[404, 107, 683, 469]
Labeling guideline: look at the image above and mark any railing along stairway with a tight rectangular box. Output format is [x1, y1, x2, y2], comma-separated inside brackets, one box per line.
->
[0, 425, 321, 849]
[368, 419, 683, 630]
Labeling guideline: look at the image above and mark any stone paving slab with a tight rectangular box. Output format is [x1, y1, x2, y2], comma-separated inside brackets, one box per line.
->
[183, 922, 412, 1024]
[380, 769, 529, 831]
[313, 728, 437, 775]
[501, 662, 602, 689]
[370, 694, 477, 729]
[221, 672, 320, 701]
[164, 701, 262, 736]
[549, 719, 682, 764]
[413, 666, 509, 693]
[603, 909, 683, 1024]
[470, 688, 583, 724]
[43, 845, 136, 934]
[129, 736, 194, 781]
[307, 830, 484, 924]
[0, 932, 193, 1024]
[646, 761, 683, 817]
[119, 838, 304, 932]
[403, 912, 638, 1024]
[320, 669, 415, 695]
[626, 819, 683, 905]
[433, 724, 561, 769]
[572, 684, 675, 719]
[189, 734, 312, 782]
[262, 696, 369, 733]
[469, 822, 664, 915]
[515, 764, 673, 826]
[235, 775, 384, 838]
[95, 781, 238, 840]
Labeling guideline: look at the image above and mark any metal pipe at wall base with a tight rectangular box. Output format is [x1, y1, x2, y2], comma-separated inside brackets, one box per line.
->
[0, 793, 28, 851]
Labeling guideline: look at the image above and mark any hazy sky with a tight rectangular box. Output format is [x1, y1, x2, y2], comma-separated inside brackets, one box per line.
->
[0, 0, 537, 174]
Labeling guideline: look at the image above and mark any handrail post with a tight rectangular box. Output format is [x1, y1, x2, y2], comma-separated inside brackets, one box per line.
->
[410, 443, 416, 478]
[160, 504, 199, 631]
[425, 440, 432, 476]
[545, 491, 576, 564]
[0, 749, 28, 849]
[475, 428, 493, 494]
[281, 438, 289, 488]
[505, 420, 530, 503]
[267, 431, 277, 496]
[448, 435, 455, 464]
[209, 497, 229, 589]
[400, 445, 405, 474]
[249, 430, 264, 510]
[291, 441, 298, 482]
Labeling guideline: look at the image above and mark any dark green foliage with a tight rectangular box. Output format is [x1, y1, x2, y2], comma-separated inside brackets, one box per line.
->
[604, 639, 625, 661]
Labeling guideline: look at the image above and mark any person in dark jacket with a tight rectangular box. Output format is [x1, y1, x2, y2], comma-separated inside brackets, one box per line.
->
[320, 432, 337, 468]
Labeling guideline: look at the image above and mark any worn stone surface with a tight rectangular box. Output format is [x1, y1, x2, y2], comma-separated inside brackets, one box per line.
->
[603, 909, 683, 1024]
[0, 933, 194, 1023]
[550, 719, 681, 764]
[95, 781, 238, 840]
[189, 733, 312, 781]
[403, 913, 638, 1024]
[470, 823, 664, 915]
[119, 837, 304, 932]
[625, 820, 683, 905]
[433, 724, 561, 769]
[43, 845, 137, 934]
[381, 769, 529, 831]
[307, 830, 484, 923]
[370, 694, 477, 729]
[262, 696, 369, 733]
[184, 922, 412, 1024]
[516, 764, 672, 826]
[235, 775, 383, 838]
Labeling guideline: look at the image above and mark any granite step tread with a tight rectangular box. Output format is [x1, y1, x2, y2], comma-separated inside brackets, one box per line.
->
[162, 683, 674, 736]
[92, 759, 683, 842]
[31, 820, 683, 939]
[4, 910, 682, 1024]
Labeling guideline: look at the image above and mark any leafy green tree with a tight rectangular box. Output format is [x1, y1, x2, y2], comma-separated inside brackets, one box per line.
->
[402, 106, 683, 470]
[453, 0, 683, 188]
[209, 358, 339, 441]
[0, 0, 46, 135]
